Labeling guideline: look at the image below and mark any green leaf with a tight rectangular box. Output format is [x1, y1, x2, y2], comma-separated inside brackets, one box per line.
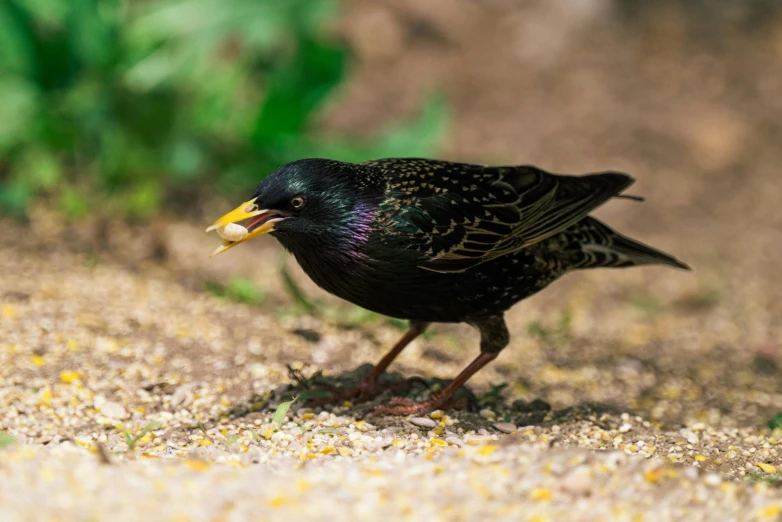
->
[0, 431, 17, 449]
[58, 188, 91, 219]
[0, 179, 33, 216]
[14, 148, 62, 190]
[0, 76, 38, 151]
[66, 0, 119, 69]
[0, 0, 39, 77]
[125, 181, 162, 218]
[272, 397, 297, 426]
[768, 413, 782, 431]
[124, 421, 162, 451]
[252, 36, 346, 145]
[370, 93, 450, 158]
[206, 277, 266, 306]
[226, 277, 265, 305]
[297, 93, 449, 164]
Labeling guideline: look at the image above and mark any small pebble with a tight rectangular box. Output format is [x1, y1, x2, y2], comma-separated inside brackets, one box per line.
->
[99, 401, 127, 420]
[464, 435, 493, 445]
[479, 409, 496, 420]
[561, 466, 593, 495]
[366, 438, 393, 452]
[493, 422, 517, 434]
[445, 436, 464, 447]
[409, 417, 437, 429]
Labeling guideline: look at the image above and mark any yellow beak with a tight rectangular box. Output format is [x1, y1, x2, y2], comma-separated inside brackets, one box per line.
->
[205, 198, 285, 256]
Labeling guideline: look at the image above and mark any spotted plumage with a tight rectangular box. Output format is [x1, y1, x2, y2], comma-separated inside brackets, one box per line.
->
[211, 157, 689, 414]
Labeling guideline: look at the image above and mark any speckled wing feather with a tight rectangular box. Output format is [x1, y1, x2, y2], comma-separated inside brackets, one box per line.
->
[366, 158, 635, 273]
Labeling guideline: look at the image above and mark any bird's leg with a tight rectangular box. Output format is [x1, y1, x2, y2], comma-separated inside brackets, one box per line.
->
[373, 315, 509, 416]
[306, 321, 430, 406]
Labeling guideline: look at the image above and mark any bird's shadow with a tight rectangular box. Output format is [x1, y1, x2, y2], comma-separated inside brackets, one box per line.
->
[215, 363, 633, 432]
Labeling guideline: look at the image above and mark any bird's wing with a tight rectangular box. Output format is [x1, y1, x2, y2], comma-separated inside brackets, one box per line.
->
[370, 159, 635, 273]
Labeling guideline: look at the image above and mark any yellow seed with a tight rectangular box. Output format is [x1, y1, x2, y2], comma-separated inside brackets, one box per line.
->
[302, 413, 314, 421]
[530, 488, 552, 501]
[320, 446, 335, 455]
[761, 505, 781, 518]
[756, 463, 778, 474]
[66, 339, 80, 352]
[197, 440, 213, 447]
[268, 496, 289, 508]
[31, 355, 45, 366]
[342, 401, 352, 408]
[60, 371, 80, 384]
[430, 410, 445, 419]
[338, 447, 353, 456]
[74, 438, 91, 448]
[2, 304, 17, 319]
[645, 469, 663, 483]
[185, 460, 211, 472]
[259, 424, 275, 440]
[431, 438, 447, 447]
[38, 388, 53, 407]
[694, 455, 707, 462]
[216, 223, 248, 242]
[477, 444, 499, 456]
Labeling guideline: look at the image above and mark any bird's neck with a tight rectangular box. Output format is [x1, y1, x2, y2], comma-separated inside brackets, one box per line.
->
[274, 200, 378, 265]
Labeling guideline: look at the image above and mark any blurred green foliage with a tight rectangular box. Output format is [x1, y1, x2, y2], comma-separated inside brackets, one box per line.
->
[206, 276, 266, 306]
[0, 0, 447, 219]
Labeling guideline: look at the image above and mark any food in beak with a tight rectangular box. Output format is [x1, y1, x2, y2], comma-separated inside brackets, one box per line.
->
[215, 223, 248, 242]
[206, 199, 287, 256]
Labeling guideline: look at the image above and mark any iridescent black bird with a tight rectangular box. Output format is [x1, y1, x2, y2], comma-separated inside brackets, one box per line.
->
[208, 158, 689, 415]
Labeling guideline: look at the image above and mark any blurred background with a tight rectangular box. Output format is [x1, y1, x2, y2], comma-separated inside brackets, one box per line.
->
[2, 0, 782, 428]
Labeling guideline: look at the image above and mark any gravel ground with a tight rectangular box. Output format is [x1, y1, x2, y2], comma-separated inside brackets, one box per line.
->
[4, 2, 782, 518]
[1, 218, 781, 521]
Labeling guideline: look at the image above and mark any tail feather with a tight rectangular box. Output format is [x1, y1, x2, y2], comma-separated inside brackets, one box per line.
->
[561, 217, 690, 270]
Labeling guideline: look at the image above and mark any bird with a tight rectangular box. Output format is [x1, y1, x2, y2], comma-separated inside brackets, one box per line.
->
[206, 158, 689, 415]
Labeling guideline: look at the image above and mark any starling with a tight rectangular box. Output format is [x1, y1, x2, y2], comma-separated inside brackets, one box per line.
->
[207, 158, 689, 415]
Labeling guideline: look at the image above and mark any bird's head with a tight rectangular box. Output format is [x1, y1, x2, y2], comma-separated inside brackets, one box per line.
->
[206, 159, 383, 256]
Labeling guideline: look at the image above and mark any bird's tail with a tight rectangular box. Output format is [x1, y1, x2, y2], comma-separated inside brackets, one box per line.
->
[561, 217, 690, 271]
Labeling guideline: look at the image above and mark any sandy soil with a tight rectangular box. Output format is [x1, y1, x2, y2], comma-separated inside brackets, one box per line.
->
[2, 1, 782, 519]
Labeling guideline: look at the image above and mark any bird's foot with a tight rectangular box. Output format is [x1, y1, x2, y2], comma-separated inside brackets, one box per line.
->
[305, 376, 426, 407]
[372, 394, 469, 416]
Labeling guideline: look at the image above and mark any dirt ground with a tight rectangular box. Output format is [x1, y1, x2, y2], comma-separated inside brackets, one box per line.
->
[1, 216, 781, 520]
[2, 1, 782, 520]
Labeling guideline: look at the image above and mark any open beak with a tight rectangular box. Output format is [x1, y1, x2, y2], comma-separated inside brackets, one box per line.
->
[205, 198, 286, 256]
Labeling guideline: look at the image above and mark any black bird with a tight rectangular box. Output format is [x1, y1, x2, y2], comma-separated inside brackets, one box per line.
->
[207, 158, 689, 415]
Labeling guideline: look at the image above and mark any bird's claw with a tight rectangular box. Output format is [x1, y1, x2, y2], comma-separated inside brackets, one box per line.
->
[372, 393, 472, 416]
[304, 377, 425, 408]
[372, 396, 442, 416]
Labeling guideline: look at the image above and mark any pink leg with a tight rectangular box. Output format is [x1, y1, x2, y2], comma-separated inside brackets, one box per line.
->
[373, 351, 498, 416]
[306, 322, 429, 406]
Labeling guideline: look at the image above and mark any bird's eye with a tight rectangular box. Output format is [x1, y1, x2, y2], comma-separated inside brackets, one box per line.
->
[290, 196, 305, 209]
